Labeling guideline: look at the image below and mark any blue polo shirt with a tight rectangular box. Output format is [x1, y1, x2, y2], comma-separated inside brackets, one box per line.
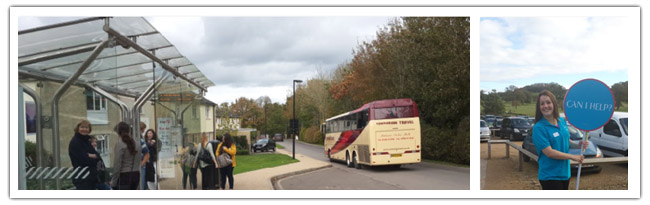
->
[532, 117, 571, 181]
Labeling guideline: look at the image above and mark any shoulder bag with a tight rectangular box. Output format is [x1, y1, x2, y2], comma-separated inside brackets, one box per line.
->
[216, 152, 232, 168]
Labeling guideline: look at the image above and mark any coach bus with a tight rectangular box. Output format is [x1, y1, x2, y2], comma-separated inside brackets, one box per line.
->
[323, 98, 421, 169]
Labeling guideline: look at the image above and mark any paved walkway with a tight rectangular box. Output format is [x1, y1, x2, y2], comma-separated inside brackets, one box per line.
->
[159, 148, 331, 190]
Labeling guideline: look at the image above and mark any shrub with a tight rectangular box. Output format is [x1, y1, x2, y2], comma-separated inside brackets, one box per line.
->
[233, 135, 249, 155]
[300, 126, 323, 144]
[420, 118, 470, 165]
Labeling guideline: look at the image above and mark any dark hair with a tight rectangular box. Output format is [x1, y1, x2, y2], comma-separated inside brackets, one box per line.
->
[145, 129, 158, 142]
[220, 133, 233, 154]
[74, 120, 92, 134]
[534, 90, 560, 124]
[115, 122, 137, 156]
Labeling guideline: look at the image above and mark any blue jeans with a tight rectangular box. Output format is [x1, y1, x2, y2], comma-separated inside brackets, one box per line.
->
[96, 183, 111, 190]
[141, 166, 146, 190]
[219, 165, 234, 189]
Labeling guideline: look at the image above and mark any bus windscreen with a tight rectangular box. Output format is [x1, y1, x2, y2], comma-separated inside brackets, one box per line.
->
[374, 106, 415, 120]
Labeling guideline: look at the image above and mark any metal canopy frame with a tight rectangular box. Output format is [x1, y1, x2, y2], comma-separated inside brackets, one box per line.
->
[18, 17, 215, 189]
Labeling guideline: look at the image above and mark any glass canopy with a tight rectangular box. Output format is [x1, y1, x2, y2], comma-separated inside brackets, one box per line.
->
[18, 17, 215, 97]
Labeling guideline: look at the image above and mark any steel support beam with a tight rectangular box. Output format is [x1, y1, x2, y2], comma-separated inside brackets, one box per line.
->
[104, 26, 207, 92]
[19, 84, 44, 189]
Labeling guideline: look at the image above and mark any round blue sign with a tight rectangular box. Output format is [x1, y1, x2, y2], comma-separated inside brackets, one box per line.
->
[563, 79, 615, 131]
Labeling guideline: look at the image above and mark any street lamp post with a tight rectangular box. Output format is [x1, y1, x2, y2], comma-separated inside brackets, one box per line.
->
[292, 79, 302, 159]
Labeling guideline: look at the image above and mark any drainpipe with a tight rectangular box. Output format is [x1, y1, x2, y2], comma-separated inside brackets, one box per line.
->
[179, 100, 196, 145]
[50, 39, 110, 189]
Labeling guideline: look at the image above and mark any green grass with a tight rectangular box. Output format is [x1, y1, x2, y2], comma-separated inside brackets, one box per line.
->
[277, 144, 285, 149]
[503, 101, 628, 117]
[503, 102, 539, 117]
[234, 154, 299, 175]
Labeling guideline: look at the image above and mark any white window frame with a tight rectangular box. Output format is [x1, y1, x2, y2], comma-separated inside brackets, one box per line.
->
[86, 90, 108, 124]
[205, 106, 211, 120]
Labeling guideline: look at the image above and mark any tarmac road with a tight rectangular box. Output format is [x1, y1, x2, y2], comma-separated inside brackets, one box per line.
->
[275, 140, 470, 190]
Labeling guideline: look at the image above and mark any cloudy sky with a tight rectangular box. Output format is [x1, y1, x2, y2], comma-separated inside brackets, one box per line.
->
[480, 17, 635, 92]
[18, 16, 393, 105]
[146, 17, 393, 105]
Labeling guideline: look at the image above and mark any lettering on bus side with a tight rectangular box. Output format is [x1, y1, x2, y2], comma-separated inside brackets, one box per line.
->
[375, 120, 414, 126]
[399, 120, 414, 124]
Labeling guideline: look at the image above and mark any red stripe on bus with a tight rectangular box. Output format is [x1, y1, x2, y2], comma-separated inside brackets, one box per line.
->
[329, 129, 362, 155]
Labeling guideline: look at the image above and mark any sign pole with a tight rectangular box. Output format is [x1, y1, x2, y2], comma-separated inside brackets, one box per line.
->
[575, 130, 589, 190]
[563, 78, 615, 190]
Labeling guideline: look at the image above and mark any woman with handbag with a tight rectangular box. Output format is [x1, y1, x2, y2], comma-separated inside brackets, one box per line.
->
[193, 133, 217, 190]
[217, 133, 237, 190]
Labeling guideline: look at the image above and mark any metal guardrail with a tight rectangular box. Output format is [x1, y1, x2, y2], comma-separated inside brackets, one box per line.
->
[487, 139, 628, 172]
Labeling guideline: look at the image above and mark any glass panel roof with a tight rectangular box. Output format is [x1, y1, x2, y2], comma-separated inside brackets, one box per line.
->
[18, 17, 214, 97]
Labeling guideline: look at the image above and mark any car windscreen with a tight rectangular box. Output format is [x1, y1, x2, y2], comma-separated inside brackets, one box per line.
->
[256, 139, 268, 144]
[568, 125, 585, 140]
[512, 119, 530, 127]
[620, 118, 628, 136]
[481, 121, 487, 127]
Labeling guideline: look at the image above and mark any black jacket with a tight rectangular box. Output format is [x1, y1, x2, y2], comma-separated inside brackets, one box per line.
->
[68, 132, 98, 187]
[145, 140, 158, 182]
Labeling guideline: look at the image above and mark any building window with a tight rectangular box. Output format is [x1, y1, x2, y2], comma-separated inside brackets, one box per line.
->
[205, 106, 211, 120]
[86, 89, 108, 124]
[94, 134, 110, 165]
[86, 90, 107, 111]
[192, 104, 198, 119]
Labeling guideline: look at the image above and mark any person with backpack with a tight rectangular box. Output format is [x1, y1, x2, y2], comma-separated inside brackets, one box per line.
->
[181, 143, 198, 190]
[193, 133, 217, 190]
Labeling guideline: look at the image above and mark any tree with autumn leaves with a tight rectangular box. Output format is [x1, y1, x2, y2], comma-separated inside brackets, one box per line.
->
[289, 17, 470, 164]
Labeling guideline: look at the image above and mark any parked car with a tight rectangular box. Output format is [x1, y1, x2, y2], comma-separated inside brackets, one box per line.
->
[493, 118, 503, 137]
[251, 138, 276, 152]
[480, 120, 491, 142]
[588, 112, 628, 157]
[499, 117, 531, 141]
[273, 133, 284, 142]
[525, 116, 535, 125]
[522, 124, 603, 174]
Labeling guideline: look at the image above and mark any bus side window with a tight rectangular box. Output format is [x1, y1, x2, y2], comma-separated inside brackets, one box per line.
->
[357, 112, 367, 129]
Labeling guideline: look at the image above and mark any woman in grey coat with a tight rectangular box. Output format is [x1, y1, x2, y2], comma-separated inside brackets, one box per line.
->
[111, 122, 142, 190]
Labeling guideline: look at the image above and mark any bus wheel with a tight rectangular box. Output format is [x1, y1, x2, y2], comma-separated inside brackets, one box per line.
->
[353, 152, 361, 169]
[346, 152, 353, 168]
[328, 150, 333, 162]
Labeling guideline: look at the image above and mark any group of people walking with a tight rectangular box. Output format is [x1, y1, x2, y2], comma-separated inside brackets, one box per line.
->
[180, 133, 236, 190]
[68, 120, 235, 190]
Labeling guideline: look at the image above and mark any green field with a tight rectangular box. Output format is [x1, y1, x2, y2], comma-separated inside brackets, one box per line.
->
[234, 153, 298, 175]
[503, 103, 541, 117]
